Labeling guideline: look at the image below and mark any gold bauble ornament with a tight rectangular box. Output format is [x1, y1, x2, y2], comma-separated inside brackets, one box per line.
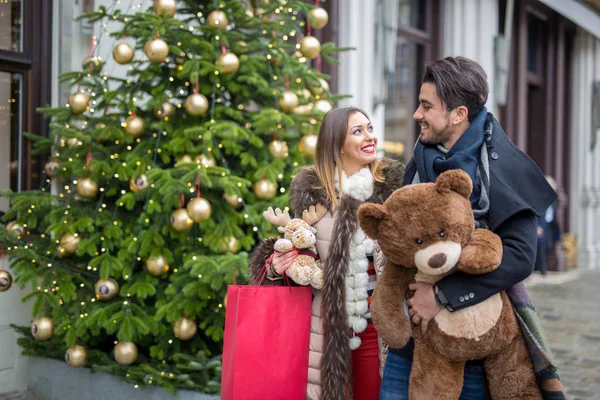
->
[220, 236, 241, 254]
[269, 53, 282, 67]
[112, 43, 134, 65]
[66, 138, 81, 148]
[129, 175, 149, 193]
[124, 116, 145, 138]
[268, 140, 289, 160]
[146, 255, 169, 276]
[154, 102, 175, 119]
[207, 10, 229, 28]
[187, 197, 212, 223]
[216, 52, 240, 75]
[308, 7, 329, 29]
[114, 341, 138, 365]
[232, 40, 249, 55]
[76, 177, 98, 199]
[6, 221, 25, 236]
[144, 38, 169, 63]
[300, 36, 321, 60]
[82, 56, 102, 73]
[184, 94, 209, 116]
[253, 179, 277, 200]
[279, 90, 299, 113]
[59, 233, 80, 257]
[292, 51, 307, 63]
[154, 0, 176, 17]
[176, 155, 193, 165]
[309, 78, 329, 96]
[171, 208, 193, 232]
[173, 317, 197, 340]
[314, 99, 333, 114]
[32, 316, 55, 341]
[294, 104, 313, 115]
[65, 345, 88, 368]
[300, 134, 318, 157]
[95, 278, 120, 300]
[195, 154, 216, 167]
[0, 270, 13, 292]
[69, 93, 89, 114]
[223, 193, 242, 209]
[44, 161, 60, 178]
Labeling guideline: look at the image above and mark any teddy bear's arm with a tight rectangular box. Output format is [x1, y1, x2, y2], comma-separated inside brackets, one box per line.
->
[273, 238, 294, 253]
[371, 262, 413, 349]
[456, 228, 503, 275]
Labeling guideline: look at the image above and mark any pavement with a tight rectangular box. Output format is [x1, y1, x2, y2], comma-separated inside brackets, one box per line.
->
[525, 268, 600, 400]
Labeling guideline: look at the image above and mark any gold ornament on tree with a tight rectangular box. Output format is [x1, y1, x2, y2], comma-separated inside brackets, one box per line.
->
[195, 154, 216, 167]
[308, 78, 329, 96]
[269, 140, 289, 160]
[114, 341, 138, 365]
[112, 43, 134, 65]
[300, 36, 321, 59]
[253, 178, 277, 200]
[6, 221, 25, 236]
[184, 93, 209, 116]
[124, 115, 145, 138]
[207, 10, 229, 28]
[76, 177, 98, 199]
[129, 175, 149, 193]
[187, 197, 212, 223]
[279, 90, 299, 113]
[82, 56, 102, 73]
[0, 270, 13, 292]
[232, 40, 248, 55]
[32, 316, 55, 341]
[58, 233, 81, 257]
[144, 38, 169, 62]
[300, 134, 318, 157]
[308, 7, 329, 29]
[154, 102, 175, 119]
[220, 236, 241, 254]
[223, 193, 242, 209]
[216, 52, 240, 75]
[65, 345, 88, 368]
[66, 138, 81, 148]
[154, 0, 176, 17]
[173, 317, 197, 340]
[314, 99, 333, 114]
[171, 208, 193, 232]
[95, 278, 120, 301]
[146, 255, 169, 276]
[69, 93, 89, 114]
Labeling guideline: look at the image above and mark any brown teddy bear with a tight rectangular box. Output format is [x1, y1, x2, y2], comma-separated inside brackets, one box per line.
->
[263, 205, 325, 288]
[357, 169, 541, 400]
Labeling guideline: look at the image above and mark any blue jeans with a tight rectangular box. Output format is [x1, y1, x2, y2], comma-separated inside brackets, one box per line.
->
[380, 351, 485, 400]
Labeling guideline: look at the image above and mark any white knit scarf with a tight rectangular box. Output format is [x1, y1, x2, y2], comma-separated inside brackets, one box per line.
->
[335, 167, 374, 349]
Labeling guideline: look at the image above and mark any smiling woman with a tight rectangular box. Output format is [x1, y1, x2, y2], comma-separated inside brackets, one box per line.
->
[340, 111, 378, 176]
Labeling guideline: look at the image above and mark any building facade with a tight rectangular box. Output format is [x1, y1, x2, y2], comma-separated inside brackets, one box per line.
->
[1, 0, 600, 395]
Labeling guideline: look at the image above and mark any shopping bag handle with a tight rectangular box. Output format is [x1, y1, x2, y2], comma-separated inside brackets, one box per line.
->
[252, 252, 292, 292]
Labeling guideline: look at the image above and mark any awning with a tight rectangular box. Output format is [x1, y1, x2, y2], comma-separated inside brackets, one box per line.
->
[538, 0, 600, 39]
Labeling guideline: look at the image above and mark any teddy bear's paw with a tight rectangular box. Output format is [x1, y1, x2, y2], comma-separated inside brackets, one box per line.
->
[273, 238, 293, 253]
[286, 268, 311, 286]
[311, 270, 324, 289]
[349, 336, 362, 350]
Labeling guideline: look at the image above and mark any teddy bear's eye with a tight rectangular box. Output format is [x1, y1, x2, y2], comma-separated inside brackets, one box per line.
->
[415, 239, 423, 245]
[439, 230, 445, 238]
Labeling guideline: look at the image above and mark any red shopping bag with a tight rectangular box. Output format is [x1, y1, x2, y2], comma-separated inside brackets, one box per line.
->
[221, 284, 312, 400]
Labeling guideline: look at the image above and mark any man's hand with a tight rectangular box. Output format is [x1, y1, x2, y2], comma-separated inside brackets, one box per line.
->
[407, 282, 442, 332]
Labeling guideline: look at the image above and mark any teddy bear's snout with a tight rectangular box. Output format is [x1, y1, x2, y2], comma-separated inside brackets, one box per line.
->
[294, 229, 316, 245]
[428, 253, 447, 269]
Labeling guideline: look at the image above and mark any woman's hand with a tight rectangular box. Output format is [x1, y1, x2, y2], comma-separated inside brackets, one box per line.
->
[270, 249, 298, 276]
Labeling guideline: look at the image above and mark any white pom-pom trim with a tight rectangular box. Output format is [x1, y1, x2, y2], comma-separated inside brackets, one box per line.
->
[353, 318, 368, 333]
[349, 336, 361, 350]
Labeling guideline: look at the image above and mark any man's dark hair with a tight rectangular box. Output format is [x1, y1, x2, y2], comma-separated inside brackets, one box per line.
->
[422, 56, 489, 122]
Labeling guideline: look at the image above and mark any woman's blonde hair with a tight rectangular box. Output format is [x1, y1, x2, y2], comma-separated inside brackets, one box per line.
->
[313, 107, 385, 210]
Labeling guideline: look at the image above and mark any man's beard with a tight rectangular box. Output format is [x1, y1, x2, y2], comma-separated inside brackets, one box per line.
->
[418, 118, 452, 146]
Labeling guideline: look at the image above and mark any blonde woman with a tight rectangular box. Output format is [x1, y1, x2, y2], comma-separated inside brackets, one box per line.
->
[249, 107, 404, 400]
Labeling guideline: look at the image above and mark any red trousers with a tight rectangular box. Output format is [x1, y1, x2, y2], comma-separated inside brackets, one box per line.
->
[351, 323, 381, 400]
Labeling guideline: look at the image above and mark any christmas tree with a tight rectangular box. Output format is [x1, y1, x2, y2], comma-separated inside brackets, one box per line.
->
[0, 0, 341, 393]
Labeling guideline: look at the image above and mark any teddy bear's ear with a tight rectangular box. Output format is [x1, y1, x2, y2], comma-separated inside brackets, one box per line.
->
[436, 169, 473, 199]
[357, 204, 388, 240]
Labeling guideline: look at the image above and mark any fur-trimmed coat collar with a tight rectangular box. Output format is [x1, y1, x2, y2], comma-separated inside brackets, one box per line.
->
[289, 158, 404, 400]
